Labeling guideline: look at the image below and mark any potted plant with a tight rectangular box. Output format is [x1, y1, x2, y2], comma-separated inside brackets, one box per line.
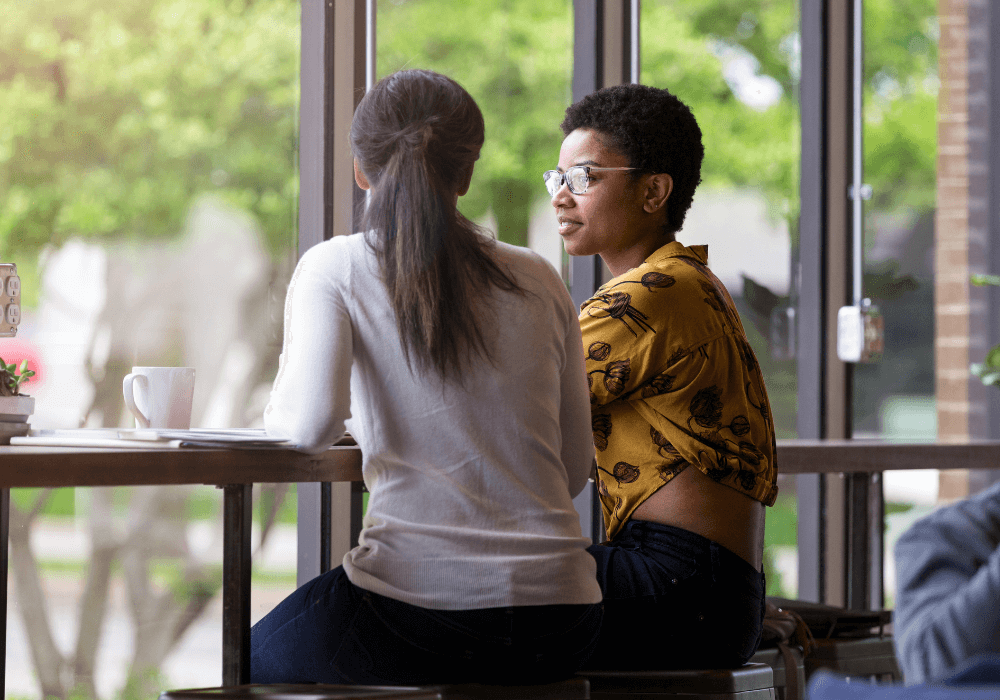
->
[971, 274, 1000, 388]
[0, 357, 36, 424]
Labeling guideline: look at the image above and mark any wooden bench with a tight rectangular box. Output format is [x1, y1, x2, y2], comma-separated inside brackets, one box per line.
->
[750, 647, 805, 700]
[804, 637, 902, 683]
[580, 663, 776, 700]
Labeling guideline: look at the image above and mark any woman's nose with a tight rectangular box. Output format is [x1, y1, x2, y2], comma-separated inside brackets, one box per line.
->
[551, 180, 573, 207]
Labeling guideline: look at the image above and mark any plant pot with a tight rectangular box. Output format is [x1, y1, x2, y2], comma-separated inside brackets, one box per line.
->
[0, 394, 34, 423]
[0, 395, 33, 444]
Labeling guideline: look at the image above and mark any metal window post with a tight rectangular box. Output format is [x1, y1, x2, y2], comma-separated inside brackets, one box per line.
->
[296, 0, 372, 587]
[569, 0, 639, 544]
[797, 0, 855, 605]
[799, 0, 880, 608]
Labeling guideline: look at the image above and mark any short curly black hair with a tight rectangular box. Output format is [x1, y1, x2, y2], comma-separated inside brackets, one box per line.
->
[561, 84, 704, 235]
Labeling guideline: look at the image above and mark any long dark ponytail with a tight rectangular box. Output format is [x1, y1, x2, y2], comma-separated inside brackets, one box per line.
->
[350, 70, 522, 381]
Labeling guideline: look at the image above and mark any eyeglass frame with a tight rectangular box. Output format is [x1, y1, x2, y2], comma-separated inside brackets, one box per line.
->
[542, 165, 641, 196]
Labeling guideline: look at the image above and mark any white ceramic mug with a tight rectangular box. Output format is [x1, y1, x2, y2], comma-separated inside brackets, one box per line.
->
[122, 367, 195, 429]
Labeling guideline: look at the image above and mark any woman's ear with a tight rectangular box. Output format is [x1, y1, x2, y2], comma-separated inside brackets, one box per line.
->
[643, 173, 673, 213]
[354, 159, 371, 191]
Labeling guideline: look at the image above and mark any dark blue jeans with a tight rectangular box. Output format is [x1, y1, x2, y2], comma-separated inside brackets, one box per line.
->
[250, 565, 603, 685]
[585, 520, 765, 670]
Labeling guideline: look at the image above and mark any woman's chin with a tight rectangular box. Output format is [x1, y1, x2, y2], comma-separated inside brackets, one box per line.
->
[561, 237, 595, 258]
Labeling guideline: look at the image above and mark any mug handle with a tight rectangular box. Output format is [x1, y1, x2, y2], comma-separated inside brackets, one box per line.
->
[122, 373, 151, 429]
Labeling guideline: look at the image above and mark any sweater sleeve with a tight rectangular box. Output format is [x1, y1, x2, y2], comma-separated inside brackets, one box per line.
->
[264, 243, 353, 453]
[559, 290, 596, 498]
[893, 481, 1000, 683]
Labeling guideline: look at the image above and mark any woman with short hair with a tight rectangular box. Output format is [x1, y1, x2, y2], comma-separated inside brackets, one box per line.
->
[548, 83, 778, 670]
[252, 69, 602, 684]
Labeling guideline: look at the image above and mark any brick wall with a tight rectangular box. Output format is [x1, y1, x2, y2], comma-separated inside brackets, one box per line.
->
[936, 0, 971, 499]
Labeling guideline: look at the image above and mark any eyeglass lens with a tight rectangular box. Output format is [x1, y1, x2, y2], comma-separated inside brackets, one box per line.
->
[543, 166, 589, 196]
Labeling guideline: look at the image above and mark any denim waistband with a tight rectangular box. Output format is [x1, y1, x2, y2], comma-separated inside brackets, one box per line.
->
[612, 519, 764, 592]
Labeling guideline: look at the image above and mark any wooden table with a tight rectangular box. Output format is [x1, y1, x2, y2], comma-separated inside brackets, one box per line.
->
[0, 444, 364, 693]
[2, 438, 997, 694]
[776, 438, 1000, 474]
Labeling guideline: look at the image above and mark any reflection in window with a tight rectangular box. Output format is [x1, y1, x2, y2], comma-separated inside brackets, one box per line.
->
[0, 1, 300, 695]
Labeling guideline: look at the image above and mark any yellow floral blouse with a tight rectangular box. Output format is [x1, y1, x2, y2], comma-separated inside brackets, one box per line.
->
[579, 242, 778, 541]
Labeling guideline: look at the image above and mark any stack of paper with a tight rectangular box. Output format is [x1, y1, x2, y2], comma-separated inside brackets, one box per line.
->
[126, 428, 293, 448]
[10, 428, 293, 449]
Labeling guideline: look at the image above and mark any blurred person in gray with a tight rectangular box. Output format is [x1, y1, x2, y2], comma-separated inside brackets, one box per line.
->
[894, 480, 1000, 683]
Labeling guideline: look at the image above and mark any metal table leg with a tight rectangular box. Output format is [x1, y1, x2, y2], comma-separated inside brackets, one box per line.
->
[222, 483, 252, 686]
[320, 482, 332, 573]
[350, 481, 364, 548]
[1, 488, 8, 695]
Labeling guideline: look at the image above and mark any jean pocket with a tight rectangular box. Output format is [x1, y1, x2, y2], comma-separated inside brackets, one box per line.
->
[645, 547, 701, 585]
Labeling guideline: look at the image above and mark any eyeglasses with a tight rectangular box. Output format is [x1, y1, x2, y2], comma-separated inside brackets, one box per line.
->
[542, 166, 639, 196]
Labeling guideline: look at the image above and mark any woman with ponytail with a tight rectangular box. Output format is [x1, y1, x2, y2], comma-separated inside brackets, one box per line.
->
[253, 70, 602, 685]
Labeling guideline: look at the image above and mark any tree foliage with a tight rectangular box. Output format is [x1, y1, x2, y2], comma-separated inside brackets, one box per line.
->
[0, 0, 300, 265]
[0, 0, 938, 261]
[375, 0, 936, 251]
[862, 0, 938, 214]
[377, 0, 573, 246]
[641, 0, 937, 231]
[643, 0, 800, 218]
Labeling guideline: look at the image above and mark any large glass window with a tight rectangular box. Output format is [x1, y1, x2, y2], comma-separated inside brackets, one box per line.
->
[0, 1, 300, 695]
[642, 0, 801, 596]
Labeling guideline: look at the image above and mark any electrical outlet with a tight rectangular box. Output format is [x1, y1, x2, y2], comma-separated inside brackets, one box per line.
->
[837, 301, 883, 363]
[0, 263, 19, 337]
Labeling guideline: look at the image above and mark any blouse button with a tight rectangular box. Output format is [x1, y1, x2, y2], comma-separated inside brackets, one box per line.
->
[671, 578, 679, 585]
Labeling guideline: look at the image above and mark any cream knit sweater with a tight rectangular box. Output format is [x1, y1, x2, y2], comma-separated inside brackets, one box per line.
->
[265, 233, 601, 610]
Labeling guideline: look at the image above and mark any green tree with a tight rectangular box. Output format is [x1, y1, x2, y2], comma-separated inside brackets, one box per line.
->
[377, 0, 573, 247]
[642, 2, 800, 222]
[641, 0, 937, 228]
[0, 0, 300, 304]
[863, 1, 937, 214]
[0, 2, 300, 697]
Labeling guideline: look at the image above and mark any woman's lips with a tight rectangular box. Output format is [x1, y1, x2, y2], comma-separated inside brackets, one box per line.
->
[558, 218, 582, 235]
